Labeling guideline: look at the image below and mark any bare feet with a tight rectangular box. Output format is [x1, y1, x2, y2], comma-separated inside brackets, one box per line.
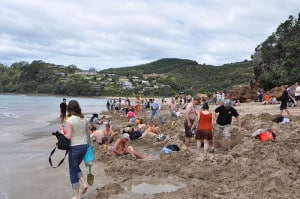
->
[81, 186, 88, 194]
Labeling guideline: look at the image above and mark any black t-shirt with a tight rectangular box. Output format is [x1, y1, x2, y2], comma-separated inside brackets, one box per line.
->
[60, 102, 67, 114]
[215, 105, 239, 125]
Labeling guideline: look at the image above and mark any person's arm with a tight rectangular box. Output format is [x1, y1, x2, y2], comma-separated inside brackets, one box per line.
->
[213, 112, 217, 127]
[185, 104, 192, 127]
[236, 116, 241, 133]
[64, 121, 72, 139]
[112, 139, 124, 155]
[211, 112, 215, 130]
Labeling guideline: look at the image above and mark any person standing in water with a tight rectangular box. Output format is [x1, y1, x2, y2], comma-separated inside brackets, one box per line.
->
[60, 98, 67, 125]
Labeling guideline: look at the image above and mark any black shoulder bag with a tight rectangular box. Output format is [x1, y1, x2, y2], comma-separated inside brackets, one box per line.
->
[49, 131, 70, 168]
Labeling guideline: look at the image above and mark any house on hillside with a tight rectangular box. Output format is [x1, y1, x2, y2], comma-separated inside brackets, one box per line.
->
[121, 81, 133, 89]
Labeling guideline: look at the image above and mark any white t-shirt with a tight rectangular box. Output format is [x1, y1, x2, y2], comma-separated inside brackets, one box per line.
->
[295, 86, 300, 97]
[67, 115, 88, 146]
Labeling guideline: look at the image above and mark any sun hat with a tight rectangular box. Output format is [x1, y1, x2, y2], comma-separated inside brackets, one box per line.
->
[224, 99, 231, 108]
[122, 133, 130, 140]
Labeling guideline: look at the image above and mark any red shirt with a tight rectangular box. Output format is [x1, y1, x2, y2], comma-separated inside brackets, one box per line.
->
[197, 111, 213, 132]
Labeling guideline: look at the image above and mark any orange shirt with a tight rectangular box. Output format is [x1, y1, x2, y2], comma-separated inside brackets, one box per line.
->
[265, 94, 271, 101]
[197, 111, 213, 132]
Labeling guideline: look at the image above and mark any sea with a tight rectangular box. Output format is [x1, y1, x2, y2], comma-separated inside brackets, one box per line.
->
[0, 94, 108, 199]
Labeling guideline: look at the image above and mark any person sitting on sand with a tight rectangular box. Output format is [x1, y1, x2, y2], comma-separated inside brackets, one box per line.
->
[139, 121, 161, 139]
[102, 123, 116, 144]
[102, 136, 113, 153]
[112, 133, 144, 159]
[168, 97, 179, 117]
[262, 93, 271, 105]
[127, 108, 136, 122]
[98, 115, 111, 130]
[89, 124, 105, 144]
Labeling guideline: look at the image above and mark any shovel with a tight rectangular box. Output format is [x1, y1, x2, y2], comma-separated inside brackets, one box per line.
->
[87, 165, 94, 186]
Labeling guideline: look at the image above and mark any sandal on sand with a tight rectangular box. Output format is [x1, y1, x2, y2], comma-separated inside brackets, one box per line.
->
[81, 186, 88, 194]
[209, 149, 214, 153]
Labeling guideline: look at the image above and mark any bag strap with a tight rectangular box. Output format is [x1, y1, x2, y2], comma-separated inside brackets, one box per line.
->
[49, 145, 69, 168]
[86, 127, 91, 147]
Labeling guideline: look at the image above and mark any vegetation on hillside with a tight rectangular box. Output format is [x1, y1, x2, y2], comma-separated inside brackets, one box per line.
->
[253, 14, 300, 90]
[0, 58, 253, 97]
[100, 58, 254, 94]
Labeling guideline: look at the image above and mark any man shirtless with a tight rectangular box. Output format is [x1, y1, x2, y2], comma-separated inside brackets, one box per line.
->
[139, 121, 161, 139]
[112, 133, 143, 159]
[102, 123, 116, 143]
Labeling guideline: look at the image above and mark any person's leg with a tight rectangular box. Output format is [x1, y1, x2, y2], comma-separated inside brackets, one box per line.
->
[184, 120, 192, 148]
[155, 110, 165, 124]
[68, 145, 87, 199]
[79, 176, 88, 194]
[212, 124, 222, 151]
[196, 139, 202, 153]
[203, 139, 209, 156]
[285, 108, 291, 116]
[140, 131, 156, 139]
[224, 125, 232, 150]
[185, 137, 190, 148]
[149, 110, 155, 121]
[127, 146, 144, 159]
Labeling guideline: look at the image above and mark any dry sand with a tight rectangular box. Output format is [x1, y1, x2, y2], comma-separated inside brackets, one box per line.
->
[78, 101, 300, 199]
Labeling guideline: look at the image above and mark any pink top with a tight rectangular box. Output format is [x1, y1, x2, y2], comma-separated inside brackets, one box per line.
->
[127, 111, 135, 119]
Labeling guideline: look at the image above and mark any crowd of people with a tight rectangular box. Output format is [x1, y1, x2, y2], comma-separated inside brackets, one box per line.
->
[58, 83, 299, 198]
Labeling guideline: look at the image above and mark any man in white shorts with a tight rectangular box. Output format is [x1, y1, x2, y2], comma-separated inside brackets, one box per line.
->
[212, 99, 241, 152]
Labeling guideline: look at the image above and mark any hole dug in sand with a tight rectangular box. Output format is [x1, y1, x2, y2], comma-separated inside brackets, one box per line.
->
[124, 177, 185, 195]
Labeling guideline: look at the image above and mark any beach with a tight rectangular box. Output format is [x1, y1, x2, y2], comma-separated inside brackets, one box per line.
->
[1, 95, 300, 199]
[81, 100, 300, 199]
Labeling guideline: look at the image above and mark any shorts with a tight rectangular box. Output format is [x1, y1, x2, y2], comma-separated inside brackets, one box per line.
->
[184, 119, 194, 138]
[280, 102, 287, 110]
[195, 129, 212, 140]
[214, 124, 231, 139]
[60, 113, 66, 118]
[295, 96, 300, 101]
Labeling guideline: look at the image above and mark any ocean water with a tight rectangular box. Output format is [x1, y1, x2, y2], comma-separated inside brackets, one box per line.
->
[0, 94, 108, 199]
[0, 94, 108, 140]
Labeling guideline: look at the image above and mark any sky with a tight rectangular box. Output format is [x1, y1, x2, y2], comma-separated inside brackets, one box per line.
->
[0, 0, 299, 71]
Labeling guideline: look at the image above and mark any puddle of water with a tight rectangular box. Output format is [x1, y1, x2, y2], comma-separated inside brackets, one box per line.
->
[125, 178, 185, 195]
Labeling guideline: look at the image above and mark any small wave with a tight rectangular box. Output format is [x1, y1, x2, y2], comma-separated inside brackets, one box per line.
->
[0, 112, 20, 120]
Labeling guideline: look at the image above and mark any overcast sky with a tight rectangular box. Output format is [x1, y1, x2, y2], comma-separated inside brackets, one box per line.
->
[0, 0, 299, 70]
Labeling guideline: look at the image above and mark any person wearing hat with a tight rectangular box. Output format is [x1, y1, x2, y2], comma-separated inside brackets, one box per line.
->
[184, 94, 201, 148]
[195, 102, 214, 156]
[112, 133, 144, 159]
[212, 99, 241, 152]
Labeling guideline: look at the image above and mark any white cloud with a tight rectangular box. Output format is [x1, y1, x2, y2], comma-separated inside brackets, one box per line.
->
[0, 0, 299, 70]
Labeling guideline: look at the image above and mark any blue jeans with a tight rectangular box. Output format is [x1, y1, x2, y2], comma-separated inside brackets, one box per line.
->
[68, 144, 87, 189]
[149, 109, 165, 123]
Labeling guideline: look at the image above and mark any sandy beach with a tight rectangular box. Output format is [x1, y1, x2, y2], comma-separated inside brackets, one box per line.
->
[11, 97, 298, 199]
[57, 100, 300, 199]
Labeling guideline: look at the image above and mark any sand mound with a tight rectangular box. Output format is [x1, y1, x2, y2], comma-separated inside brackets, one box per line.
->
[88, 102, 300, 199]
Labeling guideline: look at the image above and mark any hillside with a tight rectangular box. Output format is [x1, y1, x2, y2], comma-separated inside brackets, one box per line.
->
[100, 58, 254, 94]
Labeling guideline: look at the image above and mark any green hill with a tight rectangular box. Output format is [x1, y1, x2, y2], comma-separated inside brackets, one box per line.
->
[100, 58, 254, 94]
